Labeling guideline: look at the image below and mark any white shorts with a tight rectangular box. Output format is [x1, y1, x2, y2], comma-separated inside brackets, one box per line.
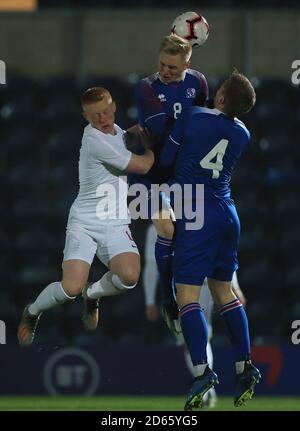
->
[63, 225, 139, 267]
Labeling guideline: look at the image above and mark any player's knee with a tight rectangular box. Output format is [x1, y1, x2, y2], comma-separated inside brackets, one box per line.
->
[176, 289, 199, 309]
[208, 280, 232, 304]
[119, 267, 140, 287]
[61, 280, 84, 297]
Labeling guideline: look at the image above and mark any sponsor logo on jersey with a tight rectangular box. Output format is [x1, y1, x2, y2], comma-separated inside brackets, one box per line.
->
[186, 88, 196, 98]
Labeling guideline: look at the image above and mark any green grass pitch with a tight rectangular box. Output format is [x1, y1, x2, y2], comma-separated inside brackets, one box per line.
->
[0, 396, 299, 411]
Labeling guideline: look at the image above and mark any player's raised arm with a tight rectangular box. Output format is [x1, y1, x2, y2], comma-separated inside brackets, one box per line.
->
[124, 128, 155, 175]
[125, 149, 154, 175]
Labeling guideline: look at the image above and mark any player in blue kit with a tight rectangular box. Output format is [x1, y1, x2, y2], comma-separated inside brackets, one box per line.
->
[159, 71, 261, 410]
[136, 34, 209, 330]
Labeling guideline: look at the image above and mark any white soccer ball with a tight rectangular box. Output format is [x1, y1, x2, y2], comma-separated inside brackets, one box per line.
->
[171, 11, 209, 48]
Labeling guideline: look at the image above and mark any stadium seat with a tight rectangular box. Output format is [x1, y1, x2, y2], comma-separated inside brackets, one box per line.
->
[254, 78, 296, 120]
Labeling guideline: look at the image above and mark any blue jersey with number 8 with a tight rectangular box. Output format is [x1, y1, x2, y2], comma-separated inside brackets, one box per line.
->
[135, 70, 208, 185]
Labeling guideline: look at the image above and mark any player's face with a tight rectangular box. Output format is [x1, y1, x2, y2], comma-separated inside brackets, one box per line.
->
[214, 86, 226, 110]
[83, 96, 116, 134]
[158, 52, 189, 84]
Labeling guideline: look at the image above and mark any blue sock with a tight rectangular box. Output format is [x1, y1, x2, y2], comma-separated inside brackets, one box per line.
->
[155, 236, 175, 306]
[180, 303, 208, 365]
[219, 299, 251, 361]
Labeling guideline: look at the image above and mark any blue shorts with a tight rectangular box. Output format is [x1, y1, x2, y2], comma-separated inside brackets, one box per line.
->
[173, 198, 240, 286]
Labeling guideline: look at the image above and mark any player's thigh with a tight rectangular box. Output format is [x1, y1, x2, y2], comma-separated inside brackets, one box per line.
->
[62, 259, 90, 296]
[62, 230, 96, 295]
[96, 225, 140, 284]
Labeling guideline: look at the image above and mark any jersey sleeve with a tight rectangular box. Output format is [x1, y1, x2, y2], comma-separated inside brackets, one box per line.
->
[87, 134, 131, 171]
[159, 108, 188, 168]
[136, 79, 167, 138]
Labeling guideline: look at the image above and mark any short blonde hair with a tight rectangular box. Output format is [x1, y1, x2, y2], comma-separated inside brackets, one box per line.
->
[159, 34, 192, 62]
[81, 87, 112, 108]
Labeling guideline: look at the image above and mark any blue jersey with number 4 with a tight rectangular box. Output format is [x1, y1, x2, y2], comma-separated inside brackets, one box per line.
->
[135, 70, 208, 185]
[160, 106, 251, 199]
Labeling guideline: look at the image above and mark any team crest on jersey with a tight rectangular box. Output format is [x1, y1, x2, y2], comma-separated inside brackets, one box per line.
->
[158, 93, 166, 102]
[186, 88, 196, 98]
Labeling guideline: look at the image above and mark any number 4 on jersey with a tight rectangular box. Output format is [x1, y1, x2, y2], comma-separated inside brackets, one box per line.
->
[200, 139, 229, 179]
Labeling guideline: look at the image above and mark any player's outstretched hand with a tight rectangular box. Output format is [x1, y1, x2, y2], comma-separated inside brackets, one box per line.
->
[126, 124, 143, 135]
[139, 128, 155, 151]
[124, 125, 144, 154]
[125, 124, 155, 153]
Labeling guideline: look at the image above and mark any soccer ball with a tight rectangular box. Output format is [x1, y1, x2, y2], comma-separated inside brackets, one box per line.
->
[171, 11, 209, 48]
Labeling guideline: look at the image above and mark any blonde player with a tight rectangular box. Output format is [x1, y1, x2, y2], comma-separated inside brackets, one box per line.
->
[18, 87, 154, 346]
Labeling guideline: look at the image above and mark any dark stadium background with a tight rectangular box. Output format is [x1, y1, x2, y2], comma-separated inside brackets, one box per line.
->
[0, 0, 299, 403]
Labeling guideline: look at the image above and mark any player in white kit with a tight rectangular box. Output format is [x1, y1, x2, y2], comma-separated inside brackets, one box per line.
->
[18, 87, 154, 346]
[143, 223, 246, 407]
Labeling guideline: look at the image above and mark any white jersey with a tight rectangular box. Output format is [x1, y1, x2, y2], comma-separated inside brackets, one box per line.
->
[67, 123, 132, 231]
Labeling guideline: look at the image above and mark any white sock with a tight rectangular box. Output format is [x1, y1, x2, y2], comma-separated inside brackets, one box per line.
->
[111, 274, 136, 291]
[236, 360, 251, 374]
[194, 363, 208, 377]
[87, 271, 136, 299]
[207, 339, 214, 369]
[183, 347, 196, 377]
[28, 282, 75, 316]
[184, 340, 214, 378]
[203, 340, 217, 402]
